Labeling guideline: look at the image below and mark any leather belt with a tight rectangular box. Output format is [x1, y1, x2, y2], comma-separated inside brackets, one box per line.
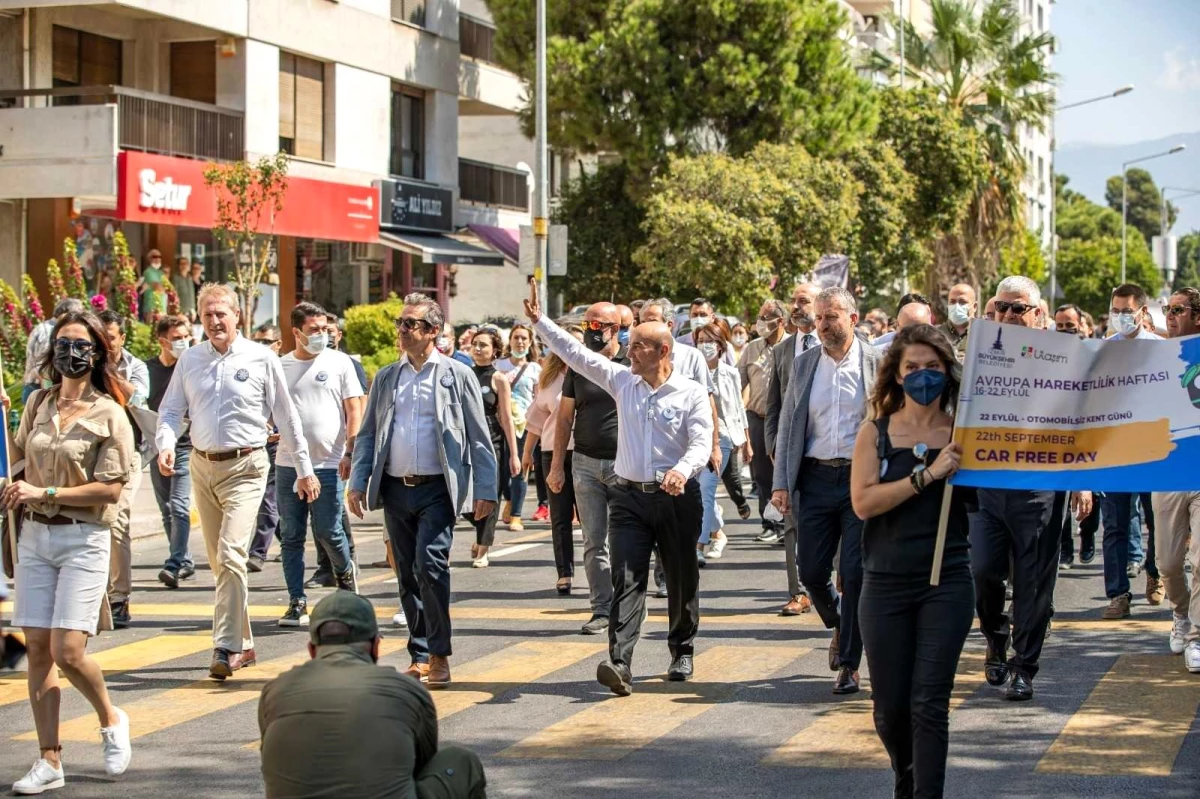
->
[803, 457, 853, 469]
[615, 477, 662, 494]
[25, 512, 76, 526]
[194, 446, 264, 462]
[397, 474, 442, 487]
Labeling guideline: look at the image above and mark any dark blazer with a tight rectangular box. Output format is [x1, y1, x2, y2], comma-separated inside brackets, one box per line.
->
[764, 333, 807, 457]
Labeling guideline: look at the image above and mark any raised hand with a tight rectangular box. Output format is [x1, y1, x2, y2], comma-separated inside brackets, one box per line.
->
[523, 277, 542, 323]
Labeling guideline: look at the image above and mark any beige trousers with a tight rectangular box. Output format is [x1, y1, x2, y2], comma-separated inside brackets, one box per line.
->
[106, 450, 143, 604]
[1152, 491, 1200, 638]
[192, 448, 270, 652]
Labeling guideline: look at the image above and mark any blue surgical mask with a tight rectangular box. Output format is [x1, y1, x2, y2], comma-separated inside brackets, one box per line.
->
[903, 369, 947, 406]
[618, 327, 630, 346]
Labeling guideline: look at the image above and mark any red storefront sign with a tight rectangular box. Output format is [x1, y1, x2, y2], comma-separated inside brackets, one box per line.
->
[116, 151, 378, 243]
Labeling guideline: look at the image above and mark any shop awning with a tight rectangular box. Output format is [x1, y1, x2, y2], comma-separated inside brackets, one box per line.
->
[466, 224, 519, 264]
[378, 231, 505, 266]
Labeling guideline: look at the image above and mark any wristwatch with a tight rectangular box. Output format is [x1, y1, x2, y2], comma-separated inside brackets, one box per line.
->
[45, 486, 59, 500]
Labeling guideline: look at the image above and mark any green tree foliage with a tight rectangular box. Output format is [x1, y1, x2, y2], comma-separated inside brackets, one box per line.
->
[1103, 167, 1179, 249]
[344, 294, 405, 359]
[1174, 231, 1200, 292]
[993, 228, 1046, 292]
[487, 0, 876, 186]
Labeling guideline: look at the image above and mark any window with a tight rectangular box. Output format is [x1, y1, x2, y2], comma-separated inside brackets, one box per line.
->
[460, 16, 496, 64]
[1037, 4, 1044, 31]
[391, 0, 426, 27]
[52, 25, 122, 100]
[279, 52, 326, 161]
[390, 85, 425, 179]
[170, 41, 217, 104]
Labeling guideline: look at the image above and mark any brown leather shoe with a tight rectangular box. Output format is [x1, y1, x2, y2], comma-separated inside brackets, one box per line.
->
[427, 655, 451, 689]
[230, 648, 257, 671]
[1147, 575, 1165, 606]
[780, 594, 812, 617]
[404, 662, 431, 682]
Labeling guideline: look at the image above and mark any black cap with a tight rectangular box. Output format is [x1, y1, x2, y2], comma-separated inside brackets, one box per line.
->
[308, 591, 379, 645]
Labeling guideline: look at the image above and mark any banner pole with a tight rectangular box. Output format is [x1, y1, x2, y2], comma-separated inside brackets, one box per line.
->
[2, 352, 15, 576]
[930, 406, 966, 587]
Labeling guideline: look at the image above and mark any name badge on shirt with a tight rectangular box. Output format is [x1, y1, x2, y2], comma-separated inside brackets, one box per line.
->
[315, 371, 328, 383]
[661, 406, 676, 420]
[234, 368, 250, 382]
[480, 386, 491, 395]
[440, 373, 455, 388]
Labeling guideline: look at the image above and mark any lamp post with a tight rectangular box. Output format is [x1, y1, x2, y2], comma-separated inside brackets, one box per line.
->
[1121, 144, 1186, 284]
[1159, 187, 1200, 291]
[533, 0, 549, 309]
[1056, 85, 1133, 111]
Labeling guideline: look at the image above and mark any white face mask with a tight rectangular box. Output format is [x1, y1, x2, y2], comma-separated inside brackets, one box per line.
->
[698, 341, 719, 361]
[732, 334, 747, 347]
[302, 331, 329, 355]
[1111, 311, 1139, 337]
[692, 314, 712, 330]
[170, 339, 190, 358]
[435, 336, 452, 354]
[511, 347, 529, 359]
[755, 319, 778, 338]
[948, 303, 972, 326]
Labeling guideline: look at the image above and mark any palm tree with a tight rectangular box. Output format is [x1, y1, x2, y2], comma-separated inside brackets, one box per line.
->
[868, 0, 1057, 298]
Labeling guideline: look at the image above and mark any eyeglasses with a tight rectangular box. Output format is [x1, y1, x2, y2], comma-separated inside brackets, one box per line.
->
[581, 320, 616, 331]
[395, 317, 433, 332]
[254, 338, 279, 346]
[757, 314, 782, 323]
[995, 300, 1034, 316]
[53, 339, 95, 354]
[1167, 305, 1196, 317]
[1056, 325, 1079, 334]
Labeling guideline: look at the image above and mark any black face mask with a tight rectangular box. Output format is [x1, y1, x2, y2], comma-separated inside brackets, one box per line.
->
[583, 329, 610, 352]
[52, 341, 94, 379]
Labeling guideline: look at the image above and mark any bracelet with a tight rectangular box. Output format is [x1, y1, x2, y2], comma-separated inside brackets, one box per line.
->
[910, 471, 923, 494]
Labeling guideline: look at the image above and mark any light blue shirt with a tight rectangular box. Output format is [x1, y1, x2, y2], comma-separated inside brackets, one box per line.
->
[386, 350, 443, 477]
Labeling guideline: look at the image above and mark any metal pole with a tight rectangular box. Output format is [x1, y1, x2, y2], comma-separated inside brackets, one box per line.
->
[898, 0, 905, 89]
[1120, 165, 1128, 285]
[534, 0, 549, 310]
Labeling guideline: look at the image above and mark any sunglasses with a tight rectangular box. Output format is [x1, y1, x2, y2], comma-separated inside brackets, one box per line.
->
[912, 443, 929, 472]
[1167, 305, 1196, 317]
[995, 300, 1035, 316]
[254, 338, 279, 346]
[53, 339, 95, 355]
[581, 320, 616, 331]
[395, 317, 433, 332]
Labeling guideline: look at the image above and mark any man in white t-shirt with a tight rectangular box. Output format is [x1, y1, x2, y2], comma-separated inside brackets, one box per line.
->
[276, 301, 365, 628]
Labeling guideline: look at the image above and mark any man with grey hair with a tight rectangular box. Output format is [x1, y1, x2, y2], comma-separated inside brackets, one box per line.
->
[970, 274, 1092, 702]
[772, 285, 882, 695]
[740, 298, 788, 545]
[22, 298, 86, 402]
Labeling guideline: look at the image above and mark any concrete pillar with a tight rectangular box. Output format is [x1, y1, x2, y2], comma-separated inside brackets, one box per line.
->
[242, 39, 280, 161]
[426, 89, 459, 216]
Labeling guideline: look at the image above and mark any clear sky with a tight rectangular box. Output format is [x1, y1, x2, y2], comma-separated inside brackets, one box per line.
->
[1054, 0, 1200, 146]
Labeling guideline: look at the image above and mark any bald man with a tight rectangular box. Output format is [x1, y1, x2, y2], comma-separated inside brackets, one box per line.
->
[984, 297, 997, 322]
[527, 284, 713, 694]
[616, 304, 634, 349]
[872, 296, 932, 352]
[942, 283, 976, 360]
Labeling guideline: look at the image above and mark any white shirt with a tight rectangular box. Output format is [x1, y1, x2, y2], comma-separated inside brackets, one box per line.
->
[794, 331, 820, 358]
[277, 349, 364, 470]
[672, 340, 718, 394]
[872, 330, 896, 349]
[805, 336, 865, 460]
[495, 357, 542, 415]
[1106, 328, 1164, 341]
[155, 334, 315, 478]
[710, 362, 748, 447]
[535, 317, 713, 482]
[387, 350, 443, 477]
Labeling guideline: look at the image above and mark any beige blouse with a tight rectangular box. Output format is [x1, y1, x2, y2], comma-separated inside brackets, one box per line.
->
[13, 385, 134, 526]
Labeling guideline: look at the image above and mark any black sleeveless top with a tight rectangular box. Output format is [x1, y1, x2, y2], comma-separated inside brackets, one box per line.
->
[472, 363, 504, 449]
[861, 417, 971, 575]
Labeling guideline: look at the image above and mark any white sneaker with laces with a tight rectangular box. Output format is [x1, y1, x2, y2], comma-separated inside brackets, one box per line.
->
[99, 706, 131, 776]
[707, 534, 728, 560]
[12, 759, 65, 795]
[1186, 641, 1200, 674]
[392, 611, 408, 628]
[1170, 613, 1191, 655]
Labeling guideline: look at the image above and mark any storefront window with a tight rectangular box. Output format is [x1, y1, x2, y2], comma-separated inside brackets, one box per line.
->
[296, 239, 379, 318]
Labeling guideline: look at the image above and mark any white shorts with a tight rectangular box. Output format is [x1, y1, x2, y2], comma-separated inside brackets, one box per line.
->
[12, 519, 111, 634]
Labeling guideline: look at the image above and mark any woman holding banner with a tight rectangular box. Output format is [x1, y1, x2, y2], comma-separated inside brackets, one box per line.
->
[850, 324, 973, 799]
[3, 311, 136, 794]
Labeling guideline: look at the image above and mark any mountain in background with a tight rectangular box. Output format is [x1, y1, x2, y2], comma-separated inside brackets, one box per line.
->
[1055, 131, 1200, 238]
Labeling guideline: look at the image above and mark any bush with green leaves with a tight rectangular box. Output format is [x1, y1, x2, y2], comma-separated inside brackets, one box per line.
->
[127, 322, 158, 362]
[344, 294, 403, 359]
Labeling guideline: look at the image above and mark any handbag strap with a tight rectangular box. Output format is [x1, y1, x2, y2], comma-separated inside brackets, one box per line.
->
[511, 362, 530, 388]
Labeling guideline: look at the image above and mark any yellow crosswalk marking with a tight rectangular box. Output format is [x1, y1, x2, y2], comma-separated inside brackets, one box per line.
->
[1036, 654, 1200, 777]
[0, 634, 213, 709]
[13, 640, 409, 743]
[498, 645, 799, 761]
[762, 652, 984, 768]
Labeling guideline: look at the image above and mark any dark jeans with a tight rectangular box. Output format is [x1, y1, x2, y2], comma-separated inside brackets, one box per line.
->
[277, 466, 352, 601]
[149, 443, 193, 571]
[794, 461, 864, 670]
[608, 480, 703, 668]
[543, 451, 575, 579]
[1101, 493, 1143, 597]
[533, 441, 549, 507]
[1138, 493, 1159, 579]
[250, 441, 280, 560]
[860, 567, 975, 799]
[970, 489, 1058, 678]
[1060, 498, 1098, 560]
[463, 503, 500, 547]
[381, 476, 457, 661]
[746, 412, 780, 531]
[315, 506, 356, 574]
[720, 448, 747, 511]
[507, 431, 530, 519]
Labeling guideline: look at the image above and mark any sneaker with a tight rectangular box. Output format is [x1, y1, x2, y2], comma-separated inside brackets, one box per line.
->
[1170, 613, 1191, 655]
[111, 601, 131, 629]
[1127, 560, 1143, 579]
[392, 611, 408, 628]
[654, 583, 668, 599]
[706, 535, 727, 560]
[737, 503, 752, 520]
[696, 549, 706, 568]
[304, 570, 335, 589]
[336, 563, 359, 594]
[532, 505, 550, 523]
[1185, 641, 1200, 673]
[177, 564, 196, 581]
[157, 568, 179, 589]
[1079, 545, 1096, 564]
[99, 706, 131, 776]
[1058, 554, 1073, 571]
[1, 634, 28, 671]
[1146, 574, 1164, 606]
[12, 758, 65, 795]
[278, 598, 309, 628]
[1101, 593, 1132, 620]
[756, 528, 781, 544]
[509, 517, 525, 532]
[247, 555, 265, 573]
[580, 614, 609, 635]
[472, 553, 490, 568]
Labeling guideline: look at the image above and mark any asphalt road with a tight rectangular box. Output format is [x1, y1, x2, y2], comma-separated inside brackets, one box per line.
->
[1, 490, 1198, 798]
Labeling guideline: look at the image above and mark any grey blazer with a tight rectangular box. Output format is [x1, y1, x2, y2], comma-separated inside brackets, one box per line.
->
[350, 354, 498, 514]
[771, 341, 882, 495]
[764, 333, 804, 456]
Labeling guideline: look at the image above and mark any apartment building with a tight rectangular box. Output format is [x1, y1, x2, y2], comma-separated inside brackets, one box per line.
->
[0, 0, 530, 334]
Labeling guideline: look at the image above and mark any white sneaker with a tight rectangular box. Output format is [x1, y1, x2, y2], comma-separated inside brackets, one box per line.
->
[1186, 641, 1200, 674]
[392, 611, 408, 628]
[12, 759, 65, 795]
[1127, 560, 1143, 579]
[472, 554, 489, 568]
[1170, 613, 1191, 655]
[99, 706, 131, 776]
[706, 534, 727, 560]
[696, 548, 707, 568]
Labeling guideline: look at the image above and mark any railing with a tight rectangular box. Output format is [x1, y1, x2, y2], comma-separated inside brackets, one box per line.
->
[459, 158, 530, 212]
[0, 85, 244, 162]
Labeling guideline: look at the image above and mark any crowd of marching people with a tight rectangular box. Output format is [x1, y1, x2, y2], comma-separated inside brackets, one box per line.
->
[1, 269, 1199, 799]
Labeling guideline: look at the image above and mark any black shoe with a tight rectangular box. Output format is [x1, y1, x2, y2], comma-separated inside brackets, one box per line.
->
[1059, 553, 1074, 570]
[178, 564, 196, 581]
[737, 504, 752, 520]
[0, 635, 27, 671]
[111, 601, 131, 629]
[596, 660, 633, 697]
[158, 568, 179, 589]
[667, 655, 693, 681]
[247, 555, 265, 573]
[278, 598, 309, 628]
[984, 644, 1010, 687]
[210, 648, 233, 681]
[1080, 545, 1096, 564]
[336, 564, 358, 594]
[1006, 672, 1033, 701]
[305, 569, 335, 589]
[828, 628, 841, 672]
[655, 583, 668, 599]
[832, 665, 860, 695]
[580, 614, 609, 635]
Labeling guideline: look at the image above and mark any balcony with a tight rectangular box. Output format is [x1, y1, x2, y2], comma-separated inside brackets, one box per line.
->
[0, 85, 244, 162]
[459, 158, 529, 212]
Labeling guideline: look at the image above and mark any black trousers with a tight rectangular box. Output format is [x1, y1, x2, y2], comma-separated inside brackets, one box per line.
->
[608, 479, 703, 668]
[746, 412, 780, 531]
[542, 451, 576, 578]
[860, 566, 975, 799]
[250, 440, 279, 560]
[720, 448, 747, 511]
[1059, 498, 1098, 559]
[970, 489, 1059, 678]
[794, 461, 865, 670]
[534, 442, 549, 507]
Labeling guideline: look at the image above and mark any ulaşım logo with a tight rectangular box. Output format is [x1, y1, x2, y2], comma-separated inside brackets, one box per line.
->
[1020, 345, 1069, 365]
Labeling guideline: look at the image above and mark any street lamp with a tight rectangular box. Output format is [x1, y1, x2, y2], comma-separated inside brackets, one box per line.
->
[1056, 84, 1135, 111]
[1121, 144, 1187, 283]
[1158, 187, 1200, 290]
